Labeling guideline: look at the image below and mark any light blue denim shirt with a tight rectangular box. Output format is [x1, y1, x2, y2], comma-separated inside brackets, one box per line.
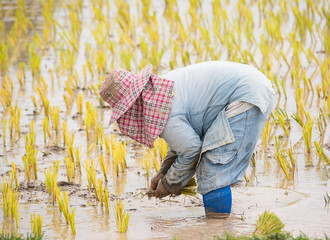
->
[159, 61, 275, 193]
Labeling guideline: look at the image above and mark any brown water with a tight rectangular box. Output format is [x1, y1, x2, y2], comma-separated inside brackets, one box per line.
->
[1, 0, 329, 239]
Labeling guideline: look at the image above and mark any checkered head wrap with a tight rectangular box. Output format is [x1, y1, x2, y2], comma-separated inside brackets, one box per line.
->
[100, 64, 174, 148]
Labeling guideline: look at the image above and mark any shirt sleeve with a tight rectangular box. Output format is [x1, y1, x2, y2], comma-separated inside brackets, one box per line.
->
[160, 114, 202, 195]
[158, 148, 178, 175]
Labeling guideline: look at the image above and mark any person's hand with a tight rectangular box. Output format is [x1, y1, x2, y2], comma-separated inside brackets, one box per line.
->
[155, 179, 170, 199]
[150, 173, 164, 190]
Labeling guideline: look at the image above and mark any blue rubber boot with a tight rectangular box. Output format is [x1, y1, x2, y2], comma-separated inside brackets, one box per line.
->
[202, 185, 232, 218]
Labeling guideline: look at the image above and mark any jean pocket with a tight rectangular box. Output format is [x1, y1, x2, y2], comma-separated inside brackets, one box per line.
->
[205, 145, 238, 165]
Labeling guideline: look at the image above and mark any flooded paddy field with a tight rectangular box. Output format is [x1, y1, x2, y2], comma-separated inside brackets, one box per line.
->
[0, 0, 329, 239]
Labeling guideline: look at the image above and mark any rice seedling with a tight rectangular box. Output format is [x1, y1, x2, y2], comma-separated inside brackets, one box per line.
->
[273, 108, 290, 137]
[30, 213, 44, 238]
[42, 117, 50, 145]
[114, 200, 131, 233]
[314, 142, 330, 165]
[31, 95, 38, 110]
[316, 112, 326, 137]
[97, 178, 103, 206]
[56, 191, 76, 235]
[50, 106, 60, 136]
[44, 160, 60, 204]
[85, 159, 98, 199]
[10, 162, 18, 189]
[112, 140, 127, 176]
[154, 137, 168, 161]
[36, 86, 50, 118]
[99, 155, 108, 182]
[86, 59, 94, 78]
[291, 113, 304, 127]
[0, 42, 9, 74]
[181, 177, 197, 197]
[139, 150, 152, 178]
[303, 118, 313, 154]
[254, 210, 284, 235]
[287, 147, 296, 170]
[75, 145, 81, 172]
[76, 93, 84, 115]
[62, 121, 70, 147]
[84, 101, 98, 141]
[63, 94, 72, 114]
[151, 152, 161, 173]
[104, 187, 110, 213]
[28, 44, 41, 77]
[0, 176, 21, 227]
[65, 157, 75, 183]
[1, 118, 6, 146]
[261, 119, 273, 151]
[9, 114, 14, 142]
[274, 136, 290, 180]
[96, 122, 104, 150]
[22, 121, 38, 181]
[0, 76, 13, 109]
[104, 135, 111, 155]
[90, 83, 105, 107]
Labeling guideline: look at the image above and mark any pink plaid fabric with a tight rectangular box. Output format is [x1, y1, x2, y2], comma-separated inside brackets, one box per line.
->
[100, 65, 174, 148]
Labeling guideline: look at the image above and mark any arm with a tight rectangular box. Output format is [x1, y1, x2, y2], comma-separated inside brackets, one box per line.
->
[158, 148, 177, 175]
[160, 115, 202, 195]
[150, 148, 177, 190]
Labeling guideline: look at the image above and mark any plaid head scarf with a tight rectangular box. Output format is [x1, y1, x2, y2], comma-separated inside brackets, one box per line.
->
[100, 64, 174, 148]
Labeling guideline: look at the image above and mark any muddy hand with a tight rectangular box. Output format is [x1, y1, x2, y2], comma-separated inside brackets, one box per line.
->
[150, 173, 164, 190]
[155, 179, 170, 199]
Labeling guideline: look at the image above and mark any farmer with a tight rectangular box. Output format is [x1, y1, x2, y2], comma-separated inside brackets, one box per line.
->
[100, 61, 274, 218]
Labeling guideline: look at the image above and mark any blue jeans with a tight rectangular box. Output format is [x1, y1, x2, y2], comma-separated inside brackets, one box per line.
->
[196, 101, 273, 196]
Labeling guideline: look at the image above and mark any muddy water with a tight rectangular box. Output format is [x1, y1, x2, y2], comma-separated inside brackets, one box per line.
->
[1, 0, 330, 239]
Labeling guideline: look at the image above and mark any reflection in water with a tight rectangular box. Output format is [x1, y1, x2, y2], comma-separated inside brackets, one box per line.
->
[114, 172, 127, 196]
[117, 233, 128, 240]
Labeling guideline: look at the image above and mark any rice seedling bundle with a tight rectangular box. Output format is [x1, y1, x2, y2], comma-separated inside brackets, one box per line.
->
[181, 177, 197, 197]
[114, 200, 131, 233]
[303, 118, 313, 154]
[22, 122, 38, 181]
[104, 187, 110, 213]
[99, 155, 108, 182]
[85, 159, 98, 199]
[91, 83, 105, 107]
[261, 119, 273, 151]
[0, 76, 13, 109]
[10, 162, 18, 189]
[97, 178, 103, 206]
[314, 142, 330, 165]
[254, 210, 284, 235]
[111, 140, 127, 176]
[56, 191, 76, 235]
[76, 93, 84, 115]
[138, 150, 152, 178]
[44, 160, 60, 204]
[0, 176, 21, 227]
[36, 86, 50, 118]
[42, 117, 51, 145]
[1, 118, 7, 146]
[30, 213, 44, 238]
[274, 137, 290, 180]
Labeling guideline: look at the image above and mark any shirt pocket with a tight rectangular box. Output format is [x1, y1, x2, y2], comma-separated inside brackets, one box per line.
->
[204, 111, 247, 165]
